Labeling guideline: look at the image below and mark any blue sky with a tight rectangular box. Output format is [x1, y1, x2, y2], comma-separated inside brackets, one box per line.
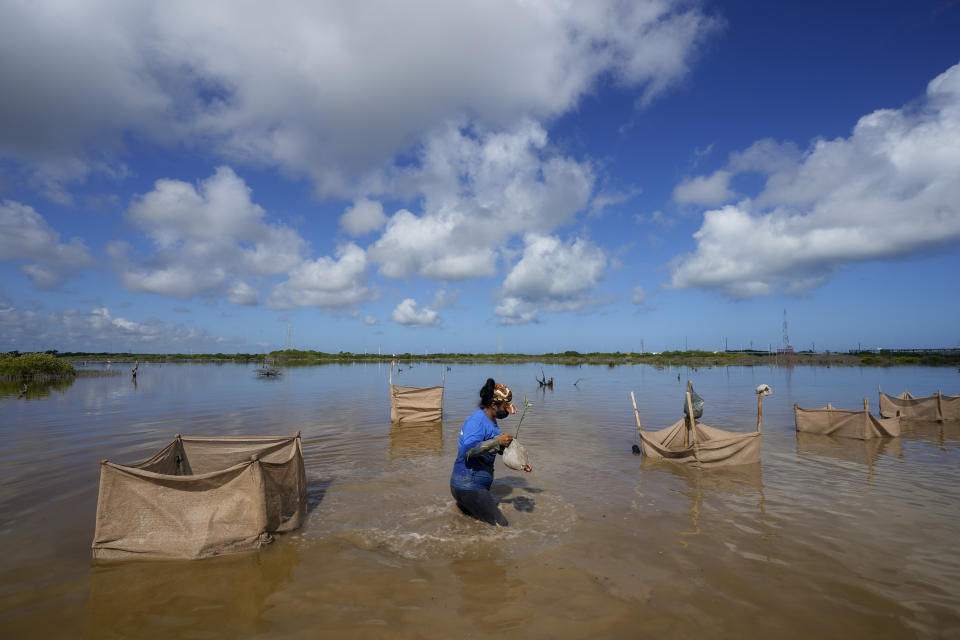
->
[1, 1, 958, 354]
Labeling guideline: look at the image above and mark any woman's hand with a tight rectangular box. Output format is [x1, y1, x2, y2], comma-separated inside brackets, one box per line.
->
[522, 463, 532, 473]
[496, 433, 513, 447]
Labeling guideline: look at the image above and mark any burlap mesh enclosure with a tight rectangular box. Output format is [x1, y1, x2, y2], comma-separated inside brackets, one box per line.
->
[638, 420, 762, 467]
[389, 363, 443, 424]
[389, 384, 444, 424]
[630, 383, 764, 468]
[879, 390, 960, 422]
[92, 434, 306, 560]
[794, 404, 900, 439]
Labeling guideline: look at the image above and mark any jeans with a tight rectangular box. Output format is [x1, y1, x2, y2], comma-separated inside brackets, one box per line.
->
[450, 486, 508, 526]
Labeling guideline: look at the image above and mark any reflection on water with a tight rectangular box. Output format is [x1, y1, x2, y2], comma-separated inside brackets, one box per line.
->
[1, 362, 959, 638]
[641, 458, 769, 547]
[389, 421, 443, 457]
[0, 377, 75, 399]
[85, 542, 299, 639]
[796, 432, 904, 472]
[899, 418, 960, 449]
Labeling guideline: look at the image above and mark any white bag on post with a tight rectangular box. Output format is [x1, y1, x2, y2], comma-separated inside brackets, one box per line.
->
[502, 439, 530, 470]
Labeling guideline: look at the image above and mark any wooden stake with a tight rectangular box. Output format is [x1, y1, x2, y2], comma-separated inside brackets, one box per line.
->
[630, 391, 642, 437]
[756, 392, 764, 433]
[685, 390, 695, 446]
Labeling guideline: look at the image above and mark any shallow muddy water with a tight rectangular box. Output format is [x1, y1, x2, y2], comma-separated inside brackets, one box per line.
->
[1, 362, 959, 638]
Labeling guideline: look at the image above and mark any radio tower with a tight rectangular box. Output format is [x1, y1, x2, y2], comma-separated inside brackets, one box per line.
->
[285, 323, 292, 350]
[778, 308, 793, 354]
[782, 309, 789, 348]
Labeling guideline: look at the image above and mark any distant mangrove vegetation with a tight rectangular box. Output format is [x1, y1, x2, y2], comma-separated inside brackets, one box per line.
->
[5, 348, 957, 371]
[1, 352, 76, 379]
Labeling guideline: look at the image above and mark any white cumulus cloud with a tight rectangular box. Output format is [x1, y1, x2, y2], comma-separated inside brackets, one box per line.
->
[390, 298, 440, 327]
[669, 62, 960, 298]
[0, 200, 95, 289]
[226, 281, 258, 306]
[118, 166, 305, 298]
[0, 304, 236, 352]
[267, 243, 372, 310]
[673, 170, 734, 206]
[118, 166, 374, 311]
[496, 234, 607, 324]
[340, 198, 387, 236]
[0, 1, 718, 199]
[368, 121, 593, 281]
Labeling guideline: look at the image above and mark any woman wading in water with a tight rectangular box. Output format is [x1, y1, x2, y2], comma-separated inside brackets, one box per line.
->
[450, 379, 532, 526]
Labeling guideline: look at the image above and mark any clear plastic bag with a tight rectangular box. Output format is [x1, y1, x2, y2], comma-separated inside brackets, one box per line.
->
[683, 384, 704, 419]
[502, 439, 530, 470]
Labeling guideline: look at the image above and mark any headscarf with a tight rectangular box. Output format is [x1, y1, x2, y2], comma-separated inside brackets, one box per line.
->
[493, 383, 512, 404]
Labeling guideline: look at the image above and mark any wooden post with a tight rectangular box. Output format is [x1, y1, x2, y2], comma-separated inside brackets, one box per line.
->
[862, 397, 871, 437]
[756, 392, 763, 433]
[630, 392, 642, 437]
[685, 390, 695, 446]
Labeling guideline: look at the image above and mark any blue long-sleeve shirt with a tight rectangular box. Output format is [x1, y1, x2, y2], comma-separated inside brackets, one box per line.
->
[450, 408, 502, 490]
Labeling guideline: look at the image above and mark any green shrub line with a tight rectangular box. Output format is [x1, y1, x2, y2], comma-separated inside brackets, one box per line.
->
[4, 348, 958, 373]
[0, 353, 76, 379]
